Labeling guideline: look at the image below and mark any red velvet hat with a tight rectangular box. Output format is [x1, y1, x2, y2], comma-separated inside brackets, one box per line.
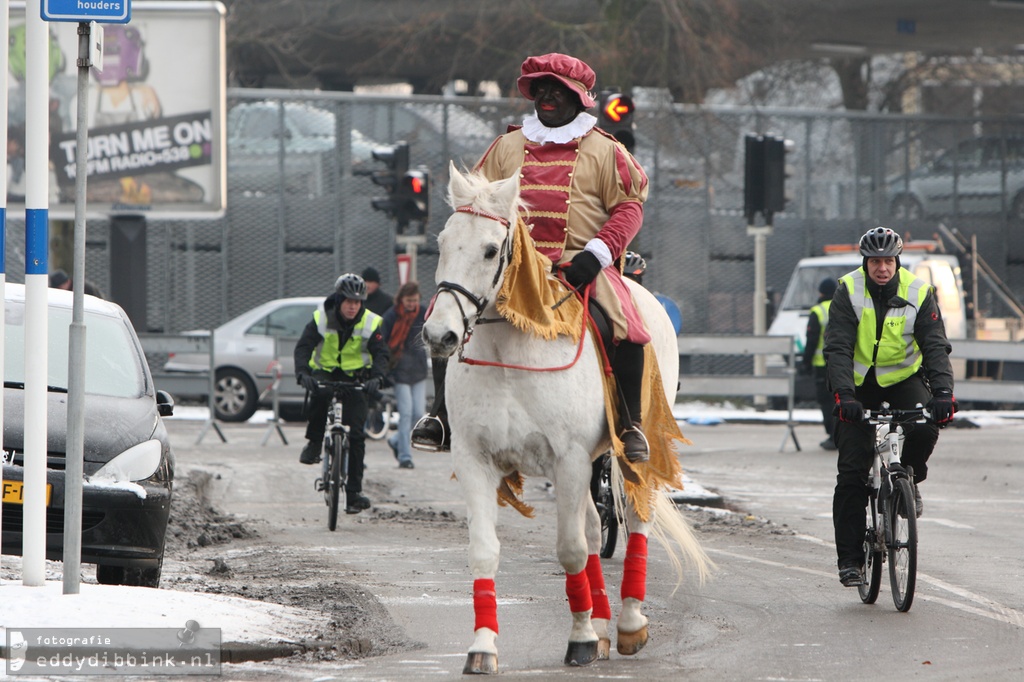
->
[516, 53, 596, 109]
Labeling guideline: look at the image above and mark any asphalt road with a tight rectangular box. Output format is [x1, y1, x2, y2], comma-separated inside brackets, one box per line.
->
[168, 414, 1024, 680]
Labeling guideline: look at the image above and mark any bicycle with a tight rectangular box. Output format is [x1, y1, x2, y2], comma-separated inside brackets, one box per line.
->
[364, 386, 397, 441]
[858, 402, 930, 612]
[591, 453, 628, 559]
[308, 380, 366, 531]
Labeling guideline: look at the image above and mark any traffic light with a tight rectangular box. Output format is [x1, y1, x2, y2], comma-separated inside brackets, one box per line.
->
[743, 133, 765, 224]
[395, 167, 430, 232]
[370, 141, 409, 216]
[744, 133, 793, 225]
[763, 135, 794, 216]
[599, 90, 636, 153]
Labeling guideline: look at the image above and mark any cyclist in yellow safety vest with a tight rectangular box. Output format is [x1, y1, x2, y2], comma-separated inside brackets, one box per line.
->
[294, 273, 390, 515]
[802, 277, 838, 451]
[824, 227, 956, 588]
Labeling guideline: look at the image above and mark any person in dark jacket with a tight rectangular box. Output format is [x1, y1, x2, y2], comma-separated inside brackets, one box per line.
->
[294, 273, 390, 514]
[380, 281, 428, 469]
[361, 267, 393, 316]
[803, 277, 838, 451]
[824, 227, 956, 588]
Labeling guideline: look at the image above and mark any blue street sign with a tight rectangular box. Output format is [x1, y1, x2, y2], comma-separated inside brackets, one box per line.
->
[42, 0, 131, 23]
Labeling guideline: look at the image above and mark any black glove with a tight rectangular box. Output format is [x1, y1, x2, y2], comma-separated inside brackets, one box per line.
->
[297, 372, 318, 393]
[834, 390, 863, 423]
[928, 390, 958, 426]
[364, 376, 383, 397]
[559, 250, 603, 289]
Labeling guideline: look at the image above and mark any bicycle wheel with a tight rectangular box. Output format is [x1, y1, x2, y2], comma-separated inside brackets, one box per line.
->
[859, 494, 883, 604]
[365, 397, 392, 441]
[598, 458, 619, 559]
[887, 477, 918, 612]
[327, 434, 344, 531]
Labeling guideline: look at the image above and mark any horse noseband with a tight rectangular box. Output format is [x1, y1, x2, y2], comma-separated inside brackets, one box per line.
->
[436, 280, 489, 339]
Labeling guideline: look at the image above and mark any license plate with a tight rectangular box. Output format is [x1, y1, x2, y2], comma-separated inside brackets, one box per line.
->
[1, 480, 52, 506]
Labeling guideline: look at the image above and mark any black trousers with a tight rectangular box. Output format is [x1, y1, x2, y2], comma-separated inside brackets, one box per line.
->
[813, 366, 835, 439]
[832, 373, 939, 568]
[304, 370, 369, 494]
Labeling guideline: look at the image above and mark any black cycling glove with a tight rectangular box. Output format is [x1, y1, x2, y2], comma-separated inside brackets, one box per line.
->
[928, 389, 958, 426]
[834, 390, 863, 423]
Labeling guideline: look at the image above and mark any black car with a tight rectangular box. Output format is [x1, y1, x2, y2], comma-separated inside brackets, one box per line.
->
[1, 284, 175, 587]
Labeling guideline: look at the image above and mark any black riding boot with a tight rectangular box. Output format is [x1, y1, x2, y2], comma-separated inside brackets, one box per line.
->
[614, 342, 649, 463]
[412, 356, 451, 452]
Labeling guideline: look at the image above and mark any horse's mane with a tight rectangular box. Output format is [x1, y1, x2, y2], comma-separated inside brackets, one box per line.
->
[447, 166, 530, 220]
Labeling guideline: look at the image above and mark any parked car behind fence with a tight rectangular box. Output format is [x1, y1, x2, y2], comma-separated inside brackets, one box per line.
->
[162, 296, 321, 422]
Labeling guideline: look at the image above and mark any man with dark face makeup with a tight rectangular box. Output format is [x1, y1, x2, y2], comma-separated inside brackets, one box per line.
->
[412, 53, 652, 463]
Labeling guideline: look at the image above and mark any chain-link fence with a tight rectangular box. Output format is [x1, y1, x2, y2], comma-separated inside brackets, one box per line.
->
[7, 89, 1024, 335]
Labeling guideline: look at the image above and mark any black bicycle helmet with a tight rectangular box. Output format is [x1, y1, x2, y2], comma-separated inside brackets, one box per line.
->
[859, 227, 903, 258]
[623, 250, 647, 277]
[335, 273, 367, 301]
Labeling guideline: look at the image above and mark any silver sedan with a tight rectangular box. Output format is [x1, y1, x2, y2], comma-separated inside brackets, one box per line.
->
[163, 297, 320, 422]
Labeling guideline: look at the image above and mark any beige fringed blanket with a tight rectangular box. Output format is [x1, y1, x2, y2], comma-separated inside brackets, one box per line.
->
[492, 218, 690, 522]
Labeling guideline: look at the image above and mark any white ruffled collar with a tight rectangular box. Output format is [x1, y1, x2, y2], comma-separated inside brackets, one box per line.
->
[521, 112, 597, 144]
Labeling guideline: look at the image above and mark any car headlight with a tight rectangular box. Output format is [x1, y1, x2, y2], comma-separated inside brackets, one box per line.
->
[91, 439, 163, 482]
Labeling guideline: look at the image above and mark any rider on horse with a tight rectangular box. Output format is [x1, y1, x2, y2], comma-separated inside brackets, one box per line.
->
[413, 52, 653, 463]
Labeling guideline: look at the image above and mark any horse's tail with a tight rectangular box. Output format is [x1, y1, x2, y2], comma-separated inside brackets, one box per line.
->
[611, 457, 714, 587]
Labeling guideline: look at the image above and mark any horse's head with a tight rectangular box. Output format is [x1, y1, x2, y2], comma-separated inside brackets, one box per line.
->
[422, 162, 521, 358]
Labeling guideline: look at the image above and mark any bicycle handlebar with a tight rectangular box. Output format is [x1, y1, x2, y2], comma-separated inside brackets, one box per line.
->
[313, 379, 367, 394]
[862, 404, 932, 424]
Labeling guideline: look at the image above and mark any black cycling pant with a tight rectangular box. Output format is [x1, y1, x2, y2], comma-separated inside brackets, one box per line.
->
[832, 373, 939, 568]
[304, 370, 369, 494]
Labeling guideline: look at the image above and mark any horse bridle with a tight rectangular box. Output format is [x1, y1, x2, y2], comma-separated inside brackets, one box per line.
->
[434, 205, 594, 373]
[433, 205, 514, 345]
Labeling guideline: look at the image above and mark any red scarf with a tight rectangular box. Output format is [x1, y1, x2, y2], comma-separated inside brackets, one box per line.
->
[387, 304, 420, 367]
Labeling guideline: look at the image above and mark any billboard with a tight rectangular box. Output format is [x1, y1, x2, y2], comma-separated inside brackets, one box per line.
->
[8, 1, 226, 217]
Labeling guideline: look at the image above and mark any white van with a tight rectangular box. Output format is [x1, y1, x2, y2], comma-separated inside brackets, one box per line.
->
[768, 242, 967, 396]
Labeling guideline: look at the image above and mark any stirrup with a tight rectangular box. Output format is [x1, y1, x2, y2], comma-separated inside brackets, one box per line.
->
[620, 425, 650, 464]
[412, 414, 449, 452]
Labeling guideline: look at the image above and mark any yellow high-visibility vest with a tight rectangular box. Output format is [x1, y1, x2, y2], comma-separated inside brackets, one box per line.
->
[309, 307, 382, 373]
[839, 268, 929, 387]
[809, 300, 831, 367]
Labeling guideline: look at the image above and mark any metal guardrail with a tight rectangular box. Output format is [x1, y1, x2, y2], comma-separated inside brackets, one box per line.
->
[138, 332, 225, 444]
[677, 334, 800, 451]
[950, 339, 1024, 403]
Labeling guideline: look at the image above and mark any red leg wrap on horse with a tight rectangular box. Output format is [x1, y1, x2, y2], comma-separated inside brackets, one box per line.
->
[585, 554, 611, 620]
[565, 569, 593, 614]
[473, 578, 499, 634]
[622, 533, 648, 601]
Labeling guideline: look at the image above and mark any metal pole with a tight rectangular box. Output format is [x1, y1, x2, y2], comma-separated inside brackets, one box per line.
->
[972, 233, 979, 324]
[63, 22, 94, 595]
[0, 0, 8, 575]
[748, 225, 772, 408]
[407, 241, 418, 283]
[22, 0, 51, 587]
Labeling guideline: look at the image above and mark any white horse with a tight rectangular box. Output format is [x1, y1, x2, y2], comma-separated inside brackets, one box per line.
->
[423, 164, 711, 674]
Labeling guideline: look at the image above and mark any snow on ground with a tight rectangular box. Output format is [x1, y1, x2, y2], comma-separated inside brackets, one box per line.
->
[0, 579, 324, 643]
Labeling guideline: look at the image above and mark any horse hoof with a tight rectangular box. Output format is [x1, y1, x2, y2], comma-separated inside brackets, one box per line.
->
[597, 637, 611, 660]
[463, 651, 498, 675]
[617, 625, 649, 656]
[564, 640, 599, 666]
